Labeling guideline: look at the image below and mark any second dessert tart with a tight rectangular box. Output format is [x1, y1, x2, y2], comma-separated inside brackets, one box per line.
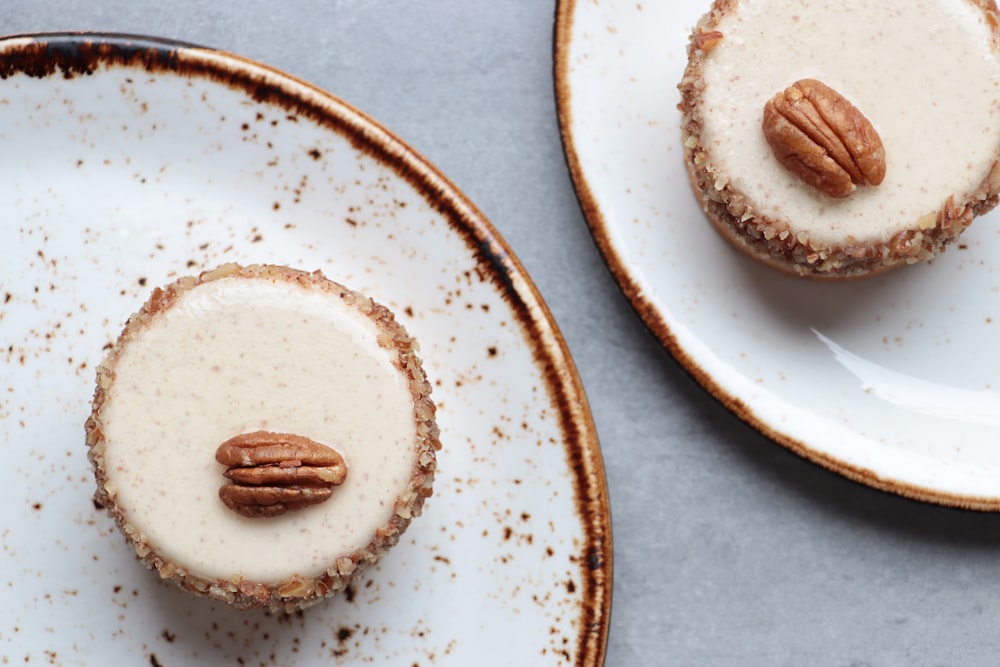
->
[678, 0, 1000, 279]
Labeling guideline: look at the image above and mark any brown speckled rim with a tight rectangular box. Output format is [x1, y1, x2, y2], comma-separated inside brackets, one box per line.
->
[2, 31, 612, 662]
[552, 2, 1000, 511]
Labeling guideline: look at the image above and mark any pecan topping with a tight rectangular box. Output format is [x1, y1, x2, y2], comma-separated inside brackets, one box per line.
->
[215, 431, 347, 518]
[762, 79, 886, 198]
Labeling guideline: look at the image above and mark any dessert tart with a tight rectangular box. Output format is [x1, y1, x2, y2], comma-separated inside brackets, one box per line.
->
[678, 0, 1000, 279]
[85, 263, 440, 611]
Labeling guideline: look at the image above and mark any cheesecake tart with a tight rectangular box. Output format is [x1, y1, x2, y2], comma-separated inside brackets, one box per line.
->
[678, 0, 1000, 279]
[85, 263, 441, 611]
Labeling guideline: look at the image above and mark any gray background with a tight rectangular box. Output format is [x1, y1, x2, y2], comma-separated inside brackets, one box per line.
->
[7, 1, 1000, 665]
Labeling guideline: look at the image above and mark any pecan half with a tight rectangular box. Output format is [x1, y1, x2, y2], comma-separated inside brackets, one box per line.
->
[215, 431, 347, 518]
[762, 79, 885, 198]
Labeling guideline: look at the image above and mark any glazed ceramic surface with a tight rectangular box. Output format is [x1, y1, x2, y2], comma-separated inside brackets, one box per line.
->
[556, 1, 1000, 509]
[0, 34, 610, 665]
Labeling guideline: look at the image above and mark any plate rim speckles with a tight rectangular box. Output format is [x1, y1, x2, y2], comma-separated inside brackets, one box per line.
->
[0, 31, 612, 664]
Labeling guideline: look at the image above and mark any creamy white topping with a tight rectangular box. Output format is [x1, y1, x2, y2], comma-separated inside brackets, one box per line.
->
[100, 276, 417, 583]
[698, 0, 1000, 246]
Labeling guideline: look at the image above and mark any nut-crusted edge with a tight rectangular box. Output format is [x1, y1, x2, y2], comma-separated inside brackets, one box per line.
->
[84, 263, 442, 612]
[678, 0, 1000, 280]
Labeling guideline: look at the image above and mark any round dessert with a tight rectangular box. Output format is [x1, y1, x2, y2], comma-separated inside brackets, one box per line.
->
[678, 0, 1000, 279]
[85, 263, 441, 612]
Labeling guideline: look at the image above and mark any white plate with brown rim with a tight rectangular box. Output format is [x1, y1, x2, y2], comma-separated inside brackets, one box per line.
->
[555, 1, 1000, 510]
[0, 33, 611, 665]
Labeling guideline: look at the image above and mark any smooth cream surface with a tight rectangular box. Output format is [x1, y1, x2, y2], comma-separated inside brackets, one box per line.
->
[699, 0, 1000, 246]
[101, 276, 417, 583]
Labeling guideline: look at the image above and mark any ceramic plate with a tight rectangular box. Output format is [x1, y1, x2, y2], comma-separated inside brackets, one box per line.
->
[556, 2, 1000, 509]
[0, 33, 611, 664]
